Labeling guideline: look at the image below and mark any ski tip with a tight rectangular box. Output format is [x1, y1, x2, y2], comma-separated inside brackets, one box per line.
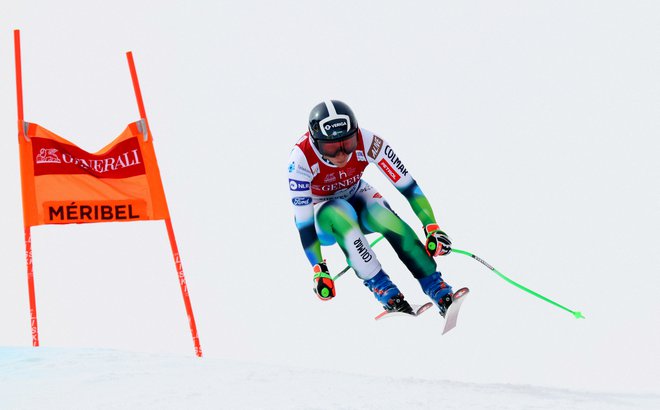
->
[573, 311, 586, 319]
[453, 287, 470, 300]
[374, 310, 389, 320]
[415, 302, 434, 316]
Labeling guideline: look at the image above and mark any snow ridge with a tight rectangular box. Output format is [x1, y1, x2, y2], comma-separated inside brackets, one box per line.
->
[1, 348, 657, 410]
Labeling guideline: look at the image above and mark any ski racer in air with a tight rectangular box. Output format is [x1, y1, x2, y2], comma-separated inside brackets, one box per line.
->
[288, 100, 455, 315]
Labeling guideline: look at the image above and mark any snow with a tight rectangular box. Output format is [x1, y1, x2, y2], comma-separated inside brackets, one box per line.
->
[1, 347, 657, 410]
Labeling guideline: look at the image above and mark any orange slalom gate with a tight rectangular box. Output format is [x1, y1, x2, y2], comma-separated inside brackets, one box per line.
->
[13, 30, 202, 357]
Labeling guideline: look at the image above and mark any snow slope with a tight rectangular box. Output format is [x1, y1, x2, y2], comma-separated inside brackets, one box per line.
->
[1, 348, 657, 410]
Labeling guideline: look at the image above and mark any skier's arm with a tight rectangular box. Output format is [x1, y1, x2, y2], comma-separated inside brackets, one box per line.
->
[294, 208, 323, 266]
[288, 150, 323, 267]
[397, 180, 437, 227]
[363, 129, 437, 227]
[364, 129, 451, 256]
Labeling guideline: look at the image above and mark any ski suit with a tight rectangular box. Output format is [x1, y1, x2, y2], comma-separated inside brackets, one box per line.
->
[288, 128, 441, 283]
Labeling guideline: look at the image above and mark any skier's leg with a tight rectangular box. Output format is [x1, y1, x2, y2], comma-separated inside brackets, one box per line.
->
[315, 199, 411, 311]
[350, 182, 436, 279]
[350, 182, 453, 313]
[315, 199, 381, 280]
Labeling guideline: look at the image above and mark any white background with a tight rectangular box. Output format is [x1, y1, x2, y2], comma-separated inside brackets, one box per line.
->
[1, 0, 658, 394]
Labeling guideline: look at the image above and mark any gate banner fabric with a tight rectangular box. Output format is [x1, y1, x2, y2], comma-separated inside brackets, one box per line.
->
[18, 120, 170, 227]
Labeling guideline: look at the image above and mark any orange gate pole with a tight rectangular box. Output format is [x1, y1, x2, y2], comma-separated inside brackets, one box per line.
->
[14, 29, 40, 347]
[126, 51, 202, 357]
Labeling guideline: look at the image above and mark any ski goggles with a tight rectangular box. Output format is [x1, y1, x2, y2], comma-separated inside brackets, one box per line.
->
[316, 132, 358, 157]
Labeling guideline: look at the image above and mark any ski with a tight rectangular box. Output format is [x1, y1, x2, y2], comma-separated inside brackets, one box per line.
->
[374, 302, 434, 320]
[441, 287, 470, 335]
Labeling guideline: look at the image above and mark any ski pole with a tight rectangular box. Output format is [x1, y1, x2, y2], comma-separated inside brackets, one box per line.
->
[451, 248, 585, 319]
[333, 233, 585, 319]
[333, 235, 386, 281]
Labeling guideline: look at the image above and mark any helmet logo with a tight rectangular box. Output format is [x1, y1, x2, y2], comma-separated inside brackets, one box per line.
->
[319, 115, 351, 137]
[323, 121, 347, 131]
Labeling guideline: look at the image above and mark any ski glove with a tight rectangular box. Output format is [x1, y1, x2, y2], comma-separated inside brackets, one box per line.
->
[313, 262, 336, 301]
[424, 223, 452, 257]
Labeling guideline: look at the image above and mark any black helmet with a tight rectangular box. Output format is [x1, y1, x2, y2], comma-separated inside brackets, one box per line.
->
[308, 100, 358, 142]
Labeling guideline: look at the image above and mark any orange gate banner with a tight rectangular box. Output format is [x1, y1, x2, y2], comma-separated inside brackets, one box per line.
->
[18, 120, 170, 227]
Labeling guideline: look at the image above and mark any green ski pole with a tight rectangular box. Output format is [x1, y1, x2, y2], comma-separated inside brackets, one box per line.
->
[452, 248, 585, 319]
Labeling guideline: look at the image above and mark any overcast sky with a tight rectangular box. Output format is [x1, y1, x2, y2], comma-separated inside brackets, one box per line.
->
[1, 0, 658, 394]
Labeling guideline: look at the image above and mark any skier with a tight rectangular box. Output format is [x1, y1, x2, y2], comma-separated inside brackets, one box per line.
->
[288, 100, 454, 315]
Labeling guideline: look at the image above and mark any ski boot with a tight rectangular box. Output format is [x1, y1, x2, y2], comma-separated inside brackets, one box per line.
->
[364, 270, 413, 314]
[418, 271, 454, 317]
